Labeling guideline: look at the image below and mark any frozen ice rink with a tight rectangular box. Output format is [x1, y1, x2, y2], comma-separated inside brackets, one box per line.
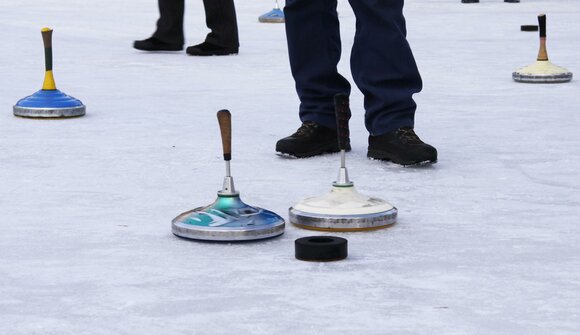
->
[1, 0, 579, 334]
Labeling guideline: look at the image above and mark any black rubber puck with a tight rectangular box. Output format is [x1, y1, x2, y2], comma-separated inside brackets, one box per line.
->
[295, 236, 348, 262]
[521, 25, 539, 32]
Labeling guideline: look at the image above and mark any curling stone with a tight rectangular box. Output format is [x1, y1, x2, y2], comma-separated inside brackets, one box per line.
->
[14, 28, 85, 118]
[259, 1, 285, 23]
[172, 110, 285, 241]
[513, 14, 573, 83]
[289, 94, 397, 232]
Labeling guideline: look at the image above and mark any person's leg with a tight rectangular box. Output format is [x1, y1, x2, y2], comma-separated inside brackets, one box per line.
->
[202, 0, 239, 49]
[285, 0, 351, 130]
[348, 0, 422, 136]
[349, 0, 436, 165]
[152, 0, 185, 46]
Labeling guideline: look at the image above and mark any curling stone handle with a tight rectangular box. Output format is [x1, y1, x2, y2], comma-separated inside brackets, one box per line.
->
[334, 93, 351, 151]
[537, 14, 548, 61]
[217, 109, 232, 161]
[40, 27, 56, 90]
[538, 14, 547, 38]
[41, 28, 53, 72]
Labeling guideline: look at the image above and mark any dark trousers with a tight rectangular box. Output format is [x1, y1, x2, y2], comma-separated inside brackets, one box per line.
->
[284, 0, 422, 136]
[153, 0, 239, 49]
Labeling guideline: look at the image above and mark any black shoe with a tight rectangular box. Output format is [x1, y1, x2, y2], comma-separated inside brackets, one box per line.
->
[504, 0, 519, 3]
[276, 121, 350, 158]
[133, 37, 182, 51]
[186, 42, 238, 56]
[367, 127, 437, 166]
[461, 0, 479, 3]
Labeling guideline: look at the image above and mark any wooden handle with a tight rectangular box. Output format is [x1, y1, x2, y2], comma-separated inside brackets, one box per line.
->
[217, 110, 232, 161]
[537, 14, 548, 61]
[538, 14, 546, 38]
[41, 27, 53, 71]
[334, 93, 351, 151]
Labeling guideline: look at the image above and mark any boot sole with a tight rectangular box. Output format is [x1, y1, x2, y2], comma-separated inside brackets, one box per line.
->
[367, 149, 437, 167]
[133, 45, 183, 52]
[277, 144, 351, 159]
[186, 50, 238, 56]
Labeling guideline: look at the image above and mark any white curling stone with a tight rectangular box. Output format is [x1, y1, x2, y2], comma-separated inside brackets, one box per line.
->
[514, 60, 572, 76]
[293, 186, 395, 216]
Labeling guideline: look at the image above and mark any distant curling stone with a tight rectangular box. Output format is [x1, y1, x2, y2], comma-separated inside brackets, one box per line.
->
[14, 28, 85, 118]
[513, 14, 572, 83]
[259, 1, 284, 23]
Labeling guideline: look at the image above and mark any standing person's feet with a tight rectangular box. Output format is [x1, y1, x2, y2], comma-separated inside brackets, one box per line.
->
[367, 127, 437, 166]
[186, 42, 238, 56]
[133, 37, 183, 51]
[276, 121, 350, 158]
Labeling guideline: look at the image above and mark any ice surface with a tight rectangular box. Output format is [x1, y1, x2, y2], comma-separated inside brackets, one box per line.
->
[1, 0, 579, 334]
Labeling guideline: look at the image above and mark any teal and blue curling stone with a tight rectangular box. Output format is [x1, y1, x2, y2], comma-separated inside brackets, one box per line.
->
[172, 193, 285, 241]
[14, 89, 85, 118]
[172, 109, 285, 242]
[14, 27, 85, 118]
[259, 3, 284, 23]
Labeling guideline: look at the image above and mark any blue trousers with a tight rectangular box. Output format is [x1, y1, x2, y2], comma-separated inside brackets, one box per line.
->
[284, 0, 422, 136]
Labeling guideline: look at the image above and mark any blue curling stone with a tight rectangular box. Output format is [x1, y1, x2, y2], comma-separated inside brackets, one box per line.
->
[13, 89, 85, 118]
[258, 8, 284, 23]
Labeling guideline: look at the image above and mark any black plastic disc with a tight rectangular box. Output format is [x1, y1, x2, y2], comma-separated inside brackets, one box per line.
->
[521, 25, 539, 32]
[295, 236, 348, 262]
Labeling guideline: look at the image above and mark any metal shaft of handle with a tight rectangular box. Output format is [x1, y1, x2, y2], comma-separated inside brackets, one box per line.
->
[225, 160, 231, 177]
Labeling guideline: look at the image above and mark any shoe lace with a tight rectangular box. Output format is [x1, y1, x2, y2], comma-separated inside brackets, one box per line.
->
[296, 121, 318, 136]
[397, 127, 422, 144]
